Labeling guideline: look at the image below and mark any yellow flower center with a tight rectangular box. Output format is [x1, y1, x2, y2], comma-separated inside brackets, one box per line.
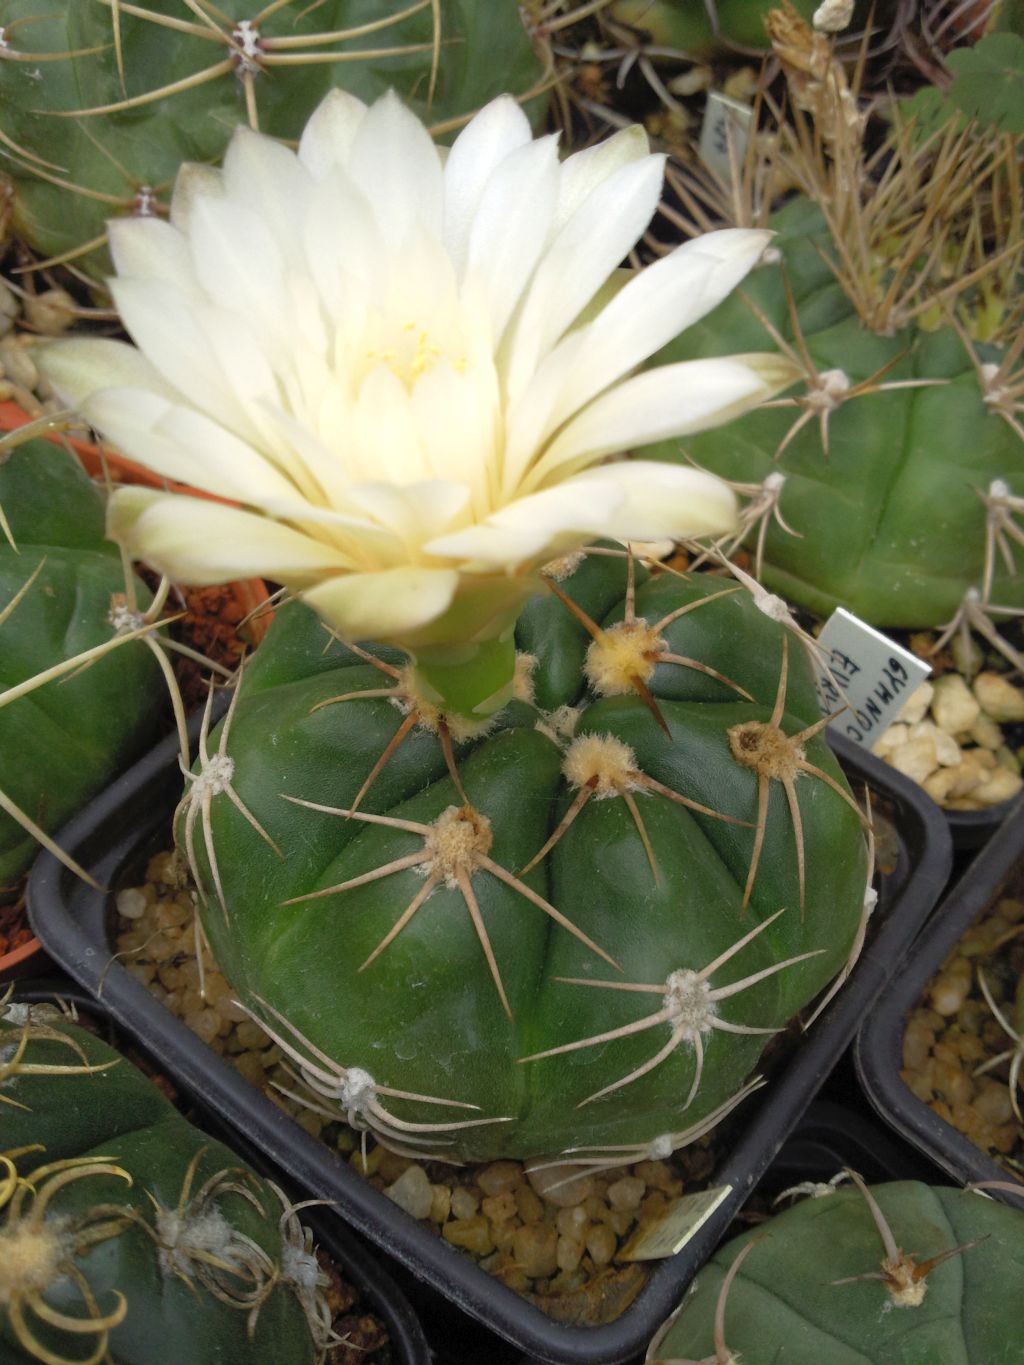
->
[367, 322, 467, 389]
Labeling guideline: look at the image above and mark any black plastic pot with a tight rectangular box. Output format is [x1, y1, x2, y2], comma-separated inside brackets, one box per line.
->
[11, 977, 432, 1365]
[946, 801, 1015, 852]
[28, 716, 952, 1365]
[855, 794, 1024, 1210]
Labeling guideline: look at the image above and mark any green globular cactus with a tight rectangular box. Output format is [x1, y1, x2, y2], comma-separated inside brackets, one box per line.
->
[0, 0, 547, 283]
[0, 998, 332, 1364]
[603, 0, 818, 56]
[643, 192, 1024, 630]
[0, 439, 162, 884]
[183, 549, 869, 1163]
[647, 1174, 1024, 1364]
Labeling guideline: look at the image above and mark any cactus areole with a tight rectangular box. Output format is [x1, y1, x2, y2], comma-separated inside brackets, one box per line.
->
[186, 552, 868, 1161]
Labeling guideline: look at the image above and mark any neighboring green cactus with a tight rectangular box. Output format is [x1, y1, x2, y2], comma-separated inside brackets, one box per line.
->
[0, 997, 332, 1363]
[183, 549, 868, 1162]
[0, 0, 547, 282]
[646, 151, 1024, 631]
[0, 440, 162, 883]
[647, 1174, 1024, 1363]
[604, 0, 819, 55]
[649, 194, 1024, 627]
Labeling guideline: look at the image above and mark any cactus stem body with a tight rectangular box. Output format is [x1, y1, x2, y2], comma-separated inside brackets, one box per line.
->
[520, 906, 823, 1111]
[277, 796, 621, 1015]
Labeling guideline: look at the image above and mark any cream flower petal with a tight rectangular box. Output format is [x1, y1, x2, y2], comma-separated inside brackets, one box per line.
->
[39, 337, 179, 410]
[108, 487, 359, 584]
[503, 153, 666, 401]
[303, 169, 380, 321]
[298, 87, 368, 178]
[169, 161, 223, 234]
[107, 217, 200, 299]
[501, 230, 772, 491]
[110, 277, 255, 437]
[443, 94, 534, 274]
[547, 229, 774, 425]
[345, 479, 470, 547]
[222, 125, 312, 255]
[188, 195, 289, 331]
[80, 388, 298, 505]
[347, 89, 443, 245]
[302, 567, 460, 640]
[526, 354, 799, 490]
[465, 134, 561, 343]
[561, 460, 738, 540]
[552, 123, 649, 231]
[424, 481, 624, 564]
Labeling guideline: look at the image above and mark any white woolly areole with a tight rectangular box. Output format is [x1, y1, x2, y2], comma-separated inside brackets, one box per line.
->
[864, 886, 879, 913]
[662, 969, 717, 1037]
[562, 733, 641, 796]
[647, 1134, 674, 1160]
[108, 601, 147, 635]
[336, 1066, 376, 1111]
[0, 1218, 67, 1301]
[192, 752, 235, 798]
[763, 471, 786, 492]
[156, 1207, 236, 1278]
[282, 1241, 324, 1292]
[807, 369, 851, 409]
[990, 477, 1011, 498]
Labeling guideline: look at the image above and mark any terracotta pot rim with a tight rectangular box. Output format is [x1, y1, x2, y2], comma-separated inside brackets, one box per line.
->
[0, 933, 46, 981]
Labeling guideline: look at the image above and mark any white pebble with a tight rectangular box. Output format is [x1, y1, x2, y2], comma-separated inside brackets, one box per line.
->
[973, 672, 1024, 723]
[385, 1164, 433, 1220]
[116, 887, 148, 920]
[908, 721, 960, 768]
[894, 682, 933, 727]
[931, 675, 981, 734]
[971, 768, 1023, 806]
[889, 736, 939, 785]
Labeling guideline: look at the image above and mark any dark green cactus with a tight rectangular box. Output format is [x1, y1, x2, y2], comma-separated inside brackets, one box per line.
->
[647, 1175, 1024, 1364]
[183, 549, 868, 1162]
[643, 192, 1024, 630]
[604, 0, 818, 55]
[0, 998, 331, 1364]
[0, 440, 161, 883]
[0, 0, 546, 283]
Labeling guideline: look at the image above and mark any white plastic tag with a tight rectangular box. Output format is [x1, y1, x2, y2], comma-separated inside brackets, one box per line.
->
[616, 1184, 732, 1261]
[813, 607, 931, 746]
[699, 92, 752, 184]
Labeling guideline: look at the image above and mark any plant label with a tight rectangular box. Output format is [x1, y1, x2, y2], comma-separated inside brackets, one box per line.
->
[813, 607, 931, 746]
[617, 1184, 732, 1261]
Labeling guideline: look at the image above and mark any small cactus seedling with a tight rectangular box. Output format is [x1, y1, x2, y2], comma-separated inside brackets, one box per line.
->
[646, 9, 1024, 631]
[0, 439, 167, 884]
[647, 1172, 1024, 1364]
[0, 995, 338, 1364]
[0, 0, 549, 283]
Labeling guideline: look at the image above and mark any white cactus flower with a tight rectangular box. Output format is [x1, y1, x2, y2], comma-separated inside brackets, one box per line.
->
[42, 90, 794, 662]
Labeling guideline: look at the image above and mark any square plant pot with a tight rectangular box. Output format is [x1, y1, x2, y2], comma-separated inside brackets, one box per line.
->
[27, 712, 952, 1364]
[855, 794, 1024, 1208]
